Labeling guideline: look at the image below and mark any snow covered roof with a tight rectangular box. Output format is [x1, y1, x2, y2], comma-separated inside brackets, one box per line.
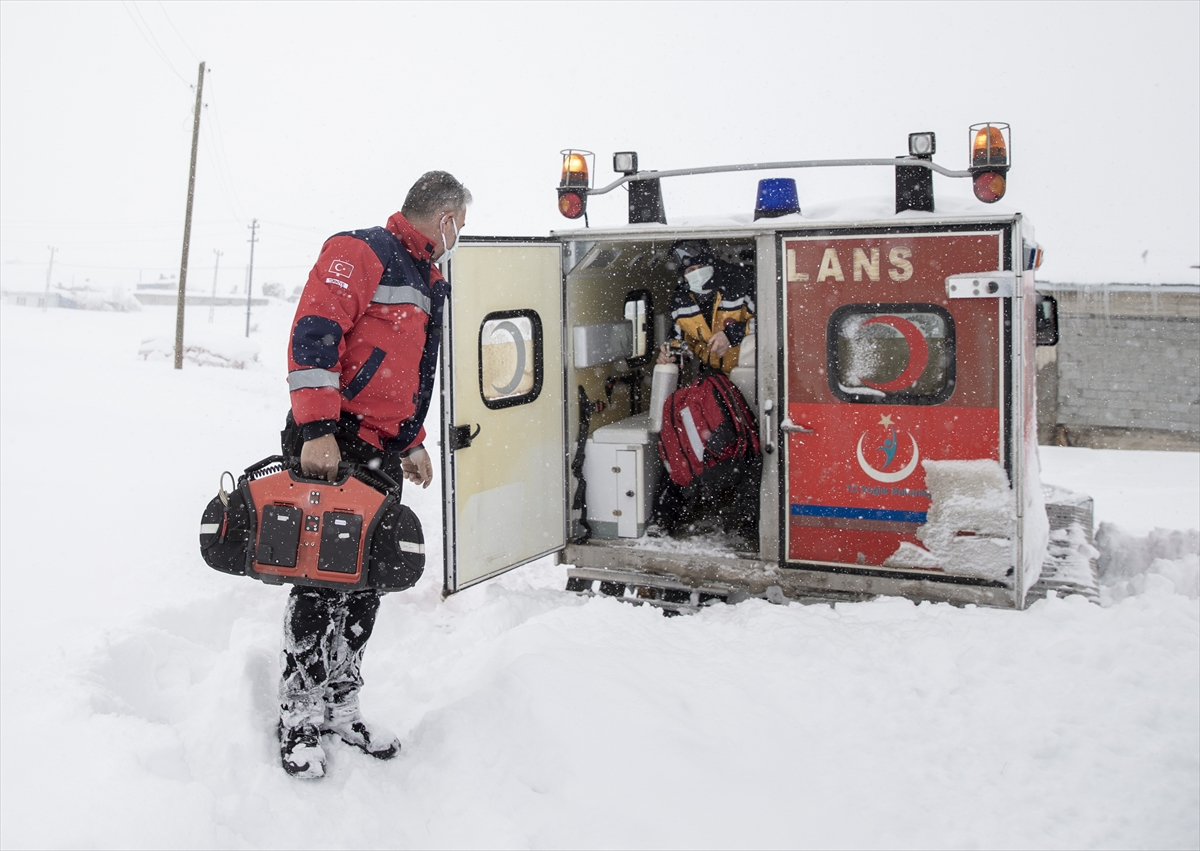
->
[1039, 281, 1200, 293]
[552, 195, 1026, 240]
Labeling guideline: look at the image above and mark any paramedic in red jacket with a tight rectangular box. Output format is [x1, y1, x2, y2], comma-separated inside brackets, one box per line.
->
[276, 171, 470, 779]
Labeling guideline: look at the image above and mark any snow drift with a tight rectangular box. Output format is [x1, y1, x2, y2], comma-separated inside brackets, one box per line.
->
[1, 302, 1196, 850]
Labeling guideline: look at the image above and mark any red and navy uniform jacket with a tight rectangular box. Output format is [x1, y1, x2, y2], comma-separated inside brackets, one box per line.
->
[287, 212, 448, 455]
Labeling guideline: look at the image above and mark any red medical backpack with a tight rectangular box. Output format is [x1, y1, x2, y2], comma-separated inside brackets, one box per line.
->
[658, 373, 761, 489]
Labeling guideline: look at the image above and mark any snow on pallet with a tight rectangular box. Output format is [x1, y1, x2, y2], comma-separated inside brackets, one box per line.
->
[1031, 485, 1101, 603]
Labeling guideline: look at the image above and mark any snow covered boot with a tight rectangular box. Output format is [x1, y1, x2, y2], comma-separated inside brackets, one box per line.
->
[279, 722, 327, 778]
[322, 696, 400, 760]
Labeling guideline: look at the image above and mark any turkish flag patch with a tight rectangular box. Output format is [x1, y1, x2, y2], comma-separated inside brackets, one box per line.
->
[328, 259, 354, 279]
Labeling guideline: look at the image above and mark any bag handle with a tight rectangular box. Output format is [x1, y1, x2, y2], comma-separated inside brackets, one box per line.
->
[243, 453, 402, 493]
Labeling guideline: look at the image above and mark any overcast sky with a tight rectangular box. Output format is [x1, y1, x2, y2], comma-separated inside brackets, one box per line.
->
[1, 0, 1197, 293]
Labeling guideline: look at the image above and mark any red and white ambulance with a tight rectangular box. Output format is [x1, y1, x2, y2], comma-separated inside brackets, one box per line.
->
[438, 125, 1088, 612]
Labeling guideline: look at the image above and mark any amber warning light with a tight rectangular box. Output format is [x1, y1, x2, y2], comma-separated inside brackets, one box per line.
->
[557, 149, 593, 220]
[969, 123, 1010, 203]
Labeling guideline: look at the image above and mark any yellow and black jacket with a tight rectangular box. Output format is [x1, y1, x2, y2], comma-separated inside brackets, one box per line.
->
[669, 260, 756, 373]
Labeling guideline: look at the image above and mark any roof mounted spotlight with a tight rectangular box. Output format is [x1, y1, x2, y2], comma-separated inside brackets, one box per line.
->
[896, 131, 937, 214]
[615, 150, 666, 225]
[969, 123, 1010, 203]
[613, 152, 638, 175]
[908, 132, 936, 158]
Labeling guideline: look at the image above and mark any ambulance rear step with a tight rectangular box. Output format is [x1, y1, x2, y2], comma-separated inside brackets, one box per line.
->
[564, 566, 868, 614]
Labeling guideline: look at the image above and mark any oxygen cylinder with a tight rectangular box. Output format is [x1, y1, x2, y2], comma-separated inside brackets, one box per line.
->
[649, 362, 679, 433]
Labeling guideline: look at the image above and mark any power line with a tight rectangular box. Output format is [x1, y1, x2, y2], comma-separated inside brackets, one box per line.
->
[247, 231, 321, 245]
[200, 74, 248, 219]
[130, 1, 174, 65]
[120, 0, 188, 86]
[200, 113, 243, 221]
[155, 0, 199, 63]
[260, 220, 328, 232]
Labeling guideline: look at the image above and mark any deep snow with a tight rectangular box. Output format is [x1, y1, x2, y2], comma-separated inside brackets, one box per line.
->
[1, 301, 1197, 849]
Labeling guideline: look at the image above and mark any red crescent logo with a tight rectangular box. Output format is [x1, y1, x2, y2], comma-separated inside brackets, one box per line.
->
[859, 315, 929, 393]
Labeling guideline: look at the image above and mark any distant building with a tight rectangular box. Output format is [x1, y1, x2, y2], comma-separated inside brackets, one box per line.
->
[1, 289, 65, 309]
[2, 286, 140, 311]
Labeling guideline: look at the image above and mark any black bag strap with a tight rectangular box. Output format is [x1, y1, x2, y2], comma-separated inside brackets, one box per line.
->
[571, 386, 607, 544]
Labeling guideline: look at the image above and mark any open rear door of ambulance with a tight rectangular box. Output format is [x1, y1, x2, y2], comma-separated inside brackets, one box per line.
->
[441, 239, 566, 594]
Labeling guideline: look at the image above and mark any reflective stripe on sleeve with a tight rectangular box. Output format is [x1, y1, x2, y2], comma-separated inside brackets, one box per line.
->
[372, 284, 431, 312]
[199, 523, 220, 534]
[287, 368, 340, 391]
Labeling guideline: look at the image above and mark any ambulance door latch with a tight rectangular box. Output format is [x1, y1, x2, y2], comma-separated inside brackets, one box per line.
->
[946, 272, 1015, 298]
[449, 424, 481, 451]
[762, 399, 776, 454]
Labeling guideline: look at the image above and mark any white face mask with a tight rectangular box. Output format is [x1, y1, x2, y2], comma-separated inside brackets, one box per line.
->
[684, 265, 714, 293]
[439, 217, 460, 264]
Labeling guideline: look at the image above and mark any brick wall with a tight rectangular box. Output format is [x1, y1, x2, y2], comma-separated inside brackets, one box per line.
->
[1038, 285, 1199, 449]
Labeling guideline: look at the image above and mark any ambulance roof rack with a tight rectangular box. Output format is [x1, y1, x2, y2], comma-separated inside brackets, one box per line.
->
[586, 156, 973, 197]
[556, 125, 1012, 225]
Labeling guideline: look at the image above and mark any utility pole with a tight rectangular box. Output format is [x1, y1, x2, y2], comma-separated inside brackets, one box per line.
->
[209, 249, 223, 323]
[42, 245, 57, 312]
[245, 218, 258, 338]
[174, 60, 205, 370]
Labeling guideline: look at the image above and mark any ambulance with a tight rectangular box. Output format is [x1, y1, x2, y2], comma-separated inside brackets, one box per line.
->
[438, 125, 1092, 613]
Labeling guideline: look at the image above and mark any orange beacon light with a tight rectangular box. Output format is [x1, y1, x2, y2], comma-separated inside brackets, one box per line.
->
[557, 150, 592, 220]
[969, 123, 1010, 203]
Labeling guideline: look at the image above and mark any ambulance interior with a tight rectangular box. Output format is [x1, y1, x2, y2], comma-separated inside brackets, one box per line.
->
[564, 237, 758, 548]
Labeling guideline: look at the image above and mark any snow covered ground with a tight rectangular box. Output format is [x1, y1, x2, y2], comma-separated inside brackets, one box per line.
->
[1, 302, 1197, 849]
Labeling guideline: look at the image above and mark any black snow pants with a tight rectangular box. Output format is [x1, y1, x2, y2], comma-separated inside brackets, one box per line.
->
[279, 585, 381, 728]
[277, 413, 404, 728]
[653, 452, 762, 542]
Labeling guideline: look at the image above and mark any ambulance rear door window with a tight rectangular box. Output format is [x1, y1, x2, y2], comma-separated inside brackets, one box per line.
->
[828, 304, 955, 405]
[479, 309, 544, 409]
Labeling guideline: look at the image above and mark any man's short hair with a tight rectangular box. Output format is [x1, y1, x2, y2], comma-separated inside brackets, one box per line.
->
[402, 171, 472, 220]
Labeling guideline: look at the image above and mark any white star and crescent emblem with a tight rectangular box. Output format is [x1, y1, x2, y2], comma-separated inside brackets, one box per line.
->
[856, 414, 920, 483]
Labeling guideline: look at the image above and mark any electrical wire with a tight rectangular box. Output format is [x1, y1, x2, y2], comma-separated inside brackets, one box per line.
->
[199, 74, 249, 220]
[109, 3, 257, 250]
[201, 115, 243, 221]
[131, 0, 184, 80]
[260, 221, 327, 232]
[120, 0, 188, 86]
[155, 0, 199, 64]
[120, 1, 243, 225]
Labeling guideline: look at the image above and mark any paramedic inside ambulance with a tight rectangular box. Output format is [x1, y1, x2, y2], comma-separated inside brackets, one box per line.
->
[657, 239, 755, 373]
[653, 239, 761, 544]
